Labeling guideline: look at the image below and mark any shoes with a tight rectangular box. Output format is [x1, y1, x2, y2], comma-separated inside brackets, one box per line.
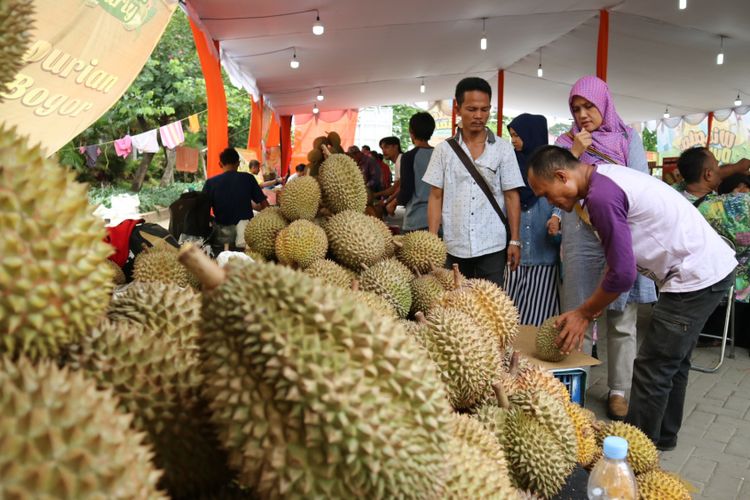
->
[607, 393, 628, 421]
[696, 338, 722, 348]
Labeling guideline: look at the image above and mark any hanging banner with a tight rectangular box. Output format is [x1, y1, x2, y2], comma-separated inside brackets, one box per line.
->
[708, 111, 750, 164]
[656, 116, 708, 159]
[0, 0, 177, 156]
[427, 100, 453, 145]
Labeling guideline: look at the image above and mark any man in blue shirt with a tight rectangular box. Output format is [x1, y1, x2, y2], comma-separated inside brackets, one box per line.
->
[203, 147, 267, 251]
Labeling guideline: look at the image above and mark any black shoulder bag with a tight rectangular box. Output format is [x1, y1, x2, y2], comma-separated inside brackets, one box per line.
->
[446, 137, 511, 247]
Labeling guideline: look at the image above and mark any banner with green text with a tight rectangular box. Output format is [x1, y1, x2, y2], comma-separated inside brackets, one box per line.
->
[0, 0, 176, 155]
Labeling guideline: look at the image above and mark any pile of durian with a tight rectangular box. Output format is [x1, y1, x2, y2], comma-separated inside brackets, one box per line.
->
[0, 3, 692, 498]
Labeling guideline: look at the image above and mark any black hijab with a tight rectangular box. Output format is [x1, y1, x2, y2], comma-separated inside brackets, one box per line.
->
[508, 113, 549, 208]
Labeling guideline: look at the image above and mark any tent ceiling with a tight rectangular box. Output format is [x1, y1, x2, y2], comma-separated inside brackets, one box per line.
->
[187, 0, 750, 122]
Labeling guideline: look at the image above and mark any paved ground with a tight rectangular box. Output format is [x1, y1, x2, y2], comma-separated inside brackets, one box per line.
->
[586, 305, 749, 499]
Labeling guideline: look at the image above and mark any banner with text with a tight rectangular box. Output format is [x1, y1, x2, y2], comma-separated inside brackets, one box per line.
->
[0, 0, 176, 155]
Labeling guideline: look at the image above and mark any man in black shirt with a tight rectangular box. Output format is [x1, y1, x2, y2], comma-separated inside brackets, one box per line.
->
[202, 147, 267, 252]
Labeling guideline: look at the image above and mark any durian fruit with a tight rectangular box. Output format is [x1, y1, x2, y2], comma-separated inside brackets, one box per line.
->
[107, 258, 127, 285]
[509, 388, 578, 467]
[0, 357, 165, 498]
[72, 321, 233, 498]
[180, 246, 453, 498]
[565, 401, 598, 467]
[133, 245, 193, 288]
[279, 175, 321, 221]
[318, 154, 368, 214]
[0, 125, 114, 360]
[597, 422, 659, 475]
[0, 0, 34, 97]
[370, 215, 396, 257]
[536, 316, 567, 362]
[432, 263, 465, 291]
[350, 281, 399, 319]
[396, 230, 447, 274]
[359, 258, 414, 318]
[304, 258, 356, 289]
[636, 469, 692, 500]
[274, 219, 327, 269]
[513, 360, 571, 404]
[324, 210, 386, 270]
[444, 414, 516, 499]
[410, 274, 446, 316]
[243, 207, 288, 260]
[442, 279, 520, 349]
[108, 282, 201, 350]
[244, 248, 265, 262]
[414, 308, 501, 410]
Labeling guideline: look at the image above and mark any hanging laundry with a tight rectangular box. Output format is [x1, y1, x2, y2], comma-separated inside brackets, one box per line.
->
[79, 145, 101, 168]
[130, 129, 159, 153]
[159, 121, 185, 149]
[113, 135, 132, 158]
[175, 146, 199, 173]
[187, 113, 201, 133]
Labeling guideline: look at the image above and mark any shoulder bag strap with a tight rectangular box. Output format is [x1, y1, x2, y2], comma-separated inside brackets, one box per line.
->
[446, 137, 510, 245]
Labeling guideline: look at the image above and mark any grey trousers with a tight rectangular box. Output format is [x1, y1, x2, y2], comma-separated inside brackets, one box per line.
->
[626, 272, 734, 447]
[582, 303, 639, 392]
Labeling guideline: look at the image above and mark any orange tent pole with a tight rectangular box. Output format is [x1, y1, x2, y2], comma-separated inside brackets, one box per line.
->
[280, 115, 293, 177]
[706, 111, 714, 148]
[188, 22, 227, 178]
[497, 69, 505, 137]
[247, 94, 263, 162]
[596, 9, 609, 81]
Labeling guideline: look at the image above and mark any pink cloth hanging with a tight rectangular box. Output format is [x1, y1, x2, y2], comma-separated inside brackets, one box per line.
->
[114, 135, 132, 158]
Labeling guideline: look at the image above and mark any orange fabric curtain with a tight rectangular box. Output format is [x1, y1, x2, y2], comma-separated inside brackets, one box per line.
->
[188, 21, 227, 179]
[291, 109, 359, 167]
[247, 94, 263, 161]
[706, 111, 714, 147]
[497, 70, 505, 137]
[280, 115, 293, 177]
[596, 9, 609, 81]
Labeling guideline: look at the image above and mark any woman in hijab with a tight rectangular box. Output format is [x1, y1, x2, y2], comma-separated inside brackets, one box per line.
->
[504, 113, 559, 326]
[554, 75, 657, 422]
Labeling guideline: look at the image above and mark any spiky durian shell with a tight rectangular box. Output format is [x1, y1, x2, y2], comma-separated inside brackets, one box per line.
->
[274, 219, 327, 269]
[0, 0, 34, 97]
[0, 126, 114, 360]
[636, 469, 692, 500]
[71, 321, 232, 498]
[0, 356, 165, 498]
[536, 316, 566, 362]
[279, 175, 321, 221]
[133, 246, 192, 288]
[318, 154, 368, 213]
[597, 422, 659, 475]
[359, 258, 413, 318]
[198, 260, 452, 498]
[304, 258, 356, 289]
[396, 230, 447, 274]
[243, 207, 288, 260]
[370, 215, 396, 257]
[565, 401, 598, 467]
[324, 210, 386, 270]
[410, 274, 446, 316]
[106, 258, 127, 285]
[432, 265, 465, 291]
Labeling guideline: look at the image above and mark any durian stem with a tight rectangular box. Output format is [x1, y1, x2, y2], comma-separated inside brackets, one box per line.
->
[414, 311, 428, 324]
[360, 263, 370, 272]
[492, 383, 510, 409]
[351, 279, 360, 291]
[393, 239, 403, 249]
[223, 243, 230, 252]
[320, 143, 331, 158]
[178, 244, 226, 291]
[452, 263, 461, 289]
[509, 351, 520, 378]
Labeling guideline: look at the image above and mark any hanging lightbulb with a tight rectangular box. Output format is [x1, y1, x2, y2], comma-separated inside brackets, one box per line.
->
[716, 36, 724, 65]
[735, 92, 742, 107]
[537, 48, 543, 78]
[312, 13, 324, 35]
[480, 18, 487, 50]
[290, 48, 300, 69]
[679, 0, 687, 9]
[420, 79, 426, 94]
[317, 88, 325, 101]
[663, 107, 670, 119]
[313, 103, 320, 114]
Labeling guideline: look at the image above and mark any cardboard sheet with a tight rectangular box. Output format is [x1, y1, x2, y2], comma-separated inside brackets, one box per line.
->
[511, 325, 602, 371]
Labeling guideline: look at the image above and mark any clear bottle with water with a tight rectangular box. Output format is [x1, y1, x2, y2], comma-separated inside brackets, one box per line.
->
[587, 436, 638, 500]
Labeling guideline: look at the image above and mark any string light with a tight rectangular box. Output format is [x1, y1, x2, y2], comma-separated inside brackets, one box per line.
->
[537, 48, 543, 78]
[313, 103, 320, 114]
[317, 88, 325, 101]
[716, 36, 724, 65]
[663, 106, 670, 119]
[480, 18, 487, 50]
[420, 78, 426, 94]
[735, 92, 743, 107]
[312, 11, 324, 35]
[679, 0, 687, 10]
[290, 48, 300, 69]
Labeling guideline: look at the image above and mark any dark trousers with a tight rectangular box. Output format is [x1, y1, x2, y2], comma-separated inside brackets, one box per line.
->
[626, 272, 734, 447]
[446, 250, 507, 287]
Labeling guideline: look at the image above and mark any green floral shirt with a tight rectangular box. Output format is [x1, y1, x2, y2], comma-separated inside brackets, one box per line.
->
[673, 182, 750, 302]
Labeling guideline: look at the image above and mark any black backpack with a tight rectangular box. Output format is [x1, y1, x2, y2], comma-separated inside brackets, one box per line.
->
[169, 191, 212, 241]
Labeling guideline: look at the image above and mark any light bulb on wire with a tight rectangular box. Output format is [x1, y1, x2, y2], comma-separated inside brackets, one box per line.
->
[679, 0, 687, 9]
[716, 36, 724, 65]
[537, 48, 543, 78]
[317, 89, 325, 101]
[312, 12, 324, 35]
[420, 79, 426, 94]
[290, 48, 300, 69]
[480, 18, 487, 50]
[313, 103, 320, 115]
[735, 92, 742, 107]
[663, 107, 670, 119]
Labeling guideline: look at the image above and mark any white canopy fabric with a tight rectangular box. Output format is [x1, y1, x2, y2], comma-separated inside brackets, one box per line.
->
[185, 0, 750, 123]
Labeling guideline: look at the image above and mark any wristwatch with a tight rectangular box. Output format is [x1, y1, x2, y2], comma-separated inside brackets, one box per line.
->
[509, 240, 522, 247]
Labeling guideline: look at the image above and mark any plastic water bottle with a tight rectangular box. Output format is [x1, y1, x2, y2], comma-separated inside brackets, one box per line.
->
[587, 436, 638, 500]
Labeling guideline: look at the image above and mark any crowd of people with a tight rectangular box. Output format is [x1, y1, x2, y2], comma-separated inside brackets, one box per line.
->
[198, 74, 749, 451]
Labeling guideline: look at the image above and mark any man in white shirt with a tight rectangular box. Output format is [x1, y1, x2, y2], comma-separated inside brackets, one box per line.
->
[423, 77, 524, 286]
[527, 145, 737, 450]
[286, 163, 306, 183]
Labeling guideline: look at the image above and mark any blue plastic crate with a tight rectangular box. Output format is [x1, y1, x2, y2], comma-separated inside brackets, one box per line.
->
[552, 368, 587, 407]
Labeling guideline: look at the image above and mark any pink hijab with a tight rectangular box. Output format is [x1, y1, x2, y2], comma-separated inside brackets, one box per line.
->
[557, 75, 630, 166]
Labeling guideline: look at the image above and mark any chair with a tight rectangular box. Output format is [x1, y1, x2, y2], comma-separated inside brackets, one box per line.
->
[691, 235, 736, 373]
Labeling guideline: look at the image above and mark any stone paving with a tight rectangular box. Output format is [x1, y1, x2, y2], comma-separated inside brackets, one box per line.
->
[585, 305, 750, 499]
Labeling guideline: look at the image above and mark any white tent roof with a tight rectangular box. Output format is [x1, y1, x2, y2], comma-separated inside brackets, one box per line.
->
[186, 0, 750, 122]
